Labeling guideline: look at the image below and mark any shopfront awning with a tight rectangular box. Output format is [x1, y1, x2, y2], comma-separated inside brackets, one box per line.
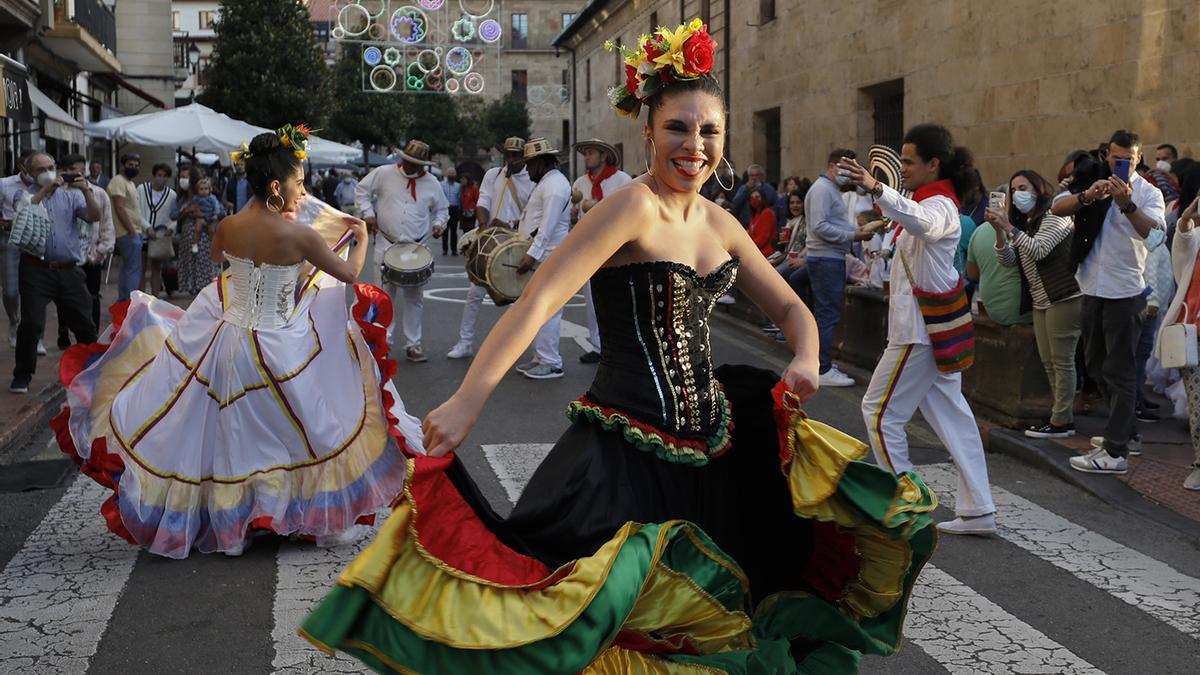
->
[28, 83, 84, 146]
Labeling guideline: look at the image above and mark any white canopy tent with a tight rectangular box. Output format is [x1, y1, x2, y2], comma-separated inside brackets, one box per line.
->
[83, 103, 360, 165]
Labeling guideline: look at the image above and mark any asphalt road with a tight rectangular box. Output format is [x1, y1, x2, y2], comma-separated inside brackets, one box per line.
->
[1, 250, 1198, 674]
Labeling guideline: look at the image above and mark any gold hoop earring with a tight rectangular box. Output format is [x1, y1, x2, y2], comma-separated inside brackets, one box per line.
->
[644, 139, 657, 177]
[266, 194, 284, 213]
[715, 157, 735, 191]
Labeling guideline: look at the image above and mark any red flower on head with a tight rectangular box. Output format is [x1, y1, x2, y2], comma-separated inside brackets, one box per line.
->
[295, 123, 312, 136]
[681, 25, 716, 75]
[644, 37, 665, 62]
[624, 64, 638, 94]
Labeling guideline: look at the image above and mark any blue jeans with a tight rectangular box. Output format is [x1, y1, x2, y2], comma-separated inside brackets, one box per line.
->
[115, 233, 143, 302]
[808, 256, 846, 374]
[1135, 309, 1161, 406]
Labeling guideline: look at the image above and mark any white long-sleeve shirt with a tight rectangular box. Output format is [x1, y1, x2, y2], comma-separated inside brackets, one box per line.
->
[571, 169, 632, 205]
[138, 184, 178, 234]
[83, 183, 115, 264]
[477, 165, 533, 226]
[521, 169, 572, 262]
[874, 184, 963, 345]
[1061, 173, 1166, 299]
[354, 165, 449, 245]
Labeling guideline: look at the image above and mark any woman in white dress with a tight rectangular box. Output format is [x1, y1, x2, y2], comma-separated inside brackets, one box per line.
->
[54, 126, 423, 558]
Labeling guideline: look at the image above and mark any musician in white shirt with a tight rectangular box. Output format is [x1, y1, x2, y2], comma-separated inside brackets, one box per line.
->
[447, 137, 535, 360]
[512, 138, 573, 380]
[570, 139, 632, 364]
[355, 140, 449, 363]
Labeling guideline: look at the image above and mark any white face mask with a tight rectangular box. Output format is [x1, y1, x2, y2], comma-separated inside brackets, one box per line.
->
[1012, 190, 1037, 214]
[179, 178, 190, 191]
[36, 170, 56, 187]
[1155, 160, 1172, 172]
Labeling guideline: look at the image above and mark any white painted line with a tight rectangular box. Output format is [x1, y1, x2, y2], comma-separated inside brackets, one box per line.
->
[908, 565, 1103, 674]
[919, 462, 1200, 640]
[0, 477, 139, 674]
[270, 518, 385, 674]
[479, 443, 555, 505]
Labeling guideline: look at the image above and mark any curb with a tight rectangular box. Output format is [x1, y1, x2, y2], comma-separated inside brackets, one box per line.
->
[0, 383, 64, 463]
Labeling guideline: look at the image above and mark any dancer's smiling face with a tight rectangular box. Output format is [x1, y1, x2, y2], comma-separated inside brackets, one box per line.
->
[268, 165, 307, 213]
[644, 88, 725, 194]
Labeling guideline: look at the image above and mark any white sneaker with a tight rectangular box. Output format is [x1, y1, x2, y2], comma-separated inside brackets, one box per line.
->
[446, 342, 474, 359]
[715, 294, 736, 305]
[515, 359, 539, 374]
[1090, 434, 1142, 456]
[315, 525, 369, 548]
[818, 366, 855, 387]
[1184, 467, 1200, 491]
[523, 363, 564, 380]
[36, 341, 46, 356]
[1069, 447, 1129, 474]
[936, 513, 996, 536]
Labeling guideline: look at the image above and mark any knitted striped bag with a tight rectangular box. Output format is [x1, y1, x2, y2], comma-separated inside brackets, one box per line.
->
[900, 251, 974, 373]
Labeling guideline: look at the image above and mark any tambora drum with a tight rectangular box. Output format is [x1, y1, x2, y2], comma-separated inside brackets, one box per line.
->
[381, 243, 434, 287]
[464, 226, 531, 306]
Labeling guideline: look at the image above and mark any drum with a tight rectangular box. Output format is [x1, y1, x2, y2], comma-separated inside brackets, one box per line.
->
[464, 226, 531, 306]
[381, 242, 434, 287]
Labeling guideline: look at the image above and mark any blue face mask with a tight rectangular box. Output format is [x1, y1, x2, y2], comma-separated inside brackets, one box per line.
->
[1012, 190, 1037, 214]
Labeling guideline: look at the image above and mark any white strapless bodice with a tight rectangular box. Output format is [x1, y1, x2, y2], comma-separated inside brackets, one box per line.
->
[222, 254, 302, 329]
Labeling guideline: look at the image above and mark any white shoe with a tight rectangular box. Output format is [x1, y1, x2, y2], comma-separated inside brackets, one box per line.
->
[1069, 447, 1128, 474]
[715, 294, 736, 305]
[818, 366, 854, 387]
[315, 525, 369, 548]
[446, 342, 474, 359]
[1183, 467, 1200, 491]
[936, 513, 996, 536]
[36, 341, 46, 356]
[523, 363, 564, 380]
[515, 359, 539, 374]
[1090, 434, 1142, 456]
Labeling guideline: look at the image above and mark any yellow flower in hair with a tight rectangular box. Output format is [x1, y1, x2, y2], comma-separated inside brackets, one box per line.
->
[652, 24, 691, 75]
[230, 141, 251, 163]
[281, 135, 293, 148]
[294, 150, 307, 160]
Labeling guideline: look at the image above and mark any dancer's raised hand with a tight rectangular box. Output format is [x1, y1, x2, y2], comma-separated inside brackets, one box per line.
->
[422, 394, 483, 457]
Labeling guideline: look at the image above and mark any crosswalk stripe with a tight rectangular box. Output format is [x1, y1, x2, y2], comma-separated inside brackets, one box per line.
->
[479, 443, 555, 504]
[918, 462, 1200, 640]
[906, 565, 1103, 674]
[0, 476, 138, 675]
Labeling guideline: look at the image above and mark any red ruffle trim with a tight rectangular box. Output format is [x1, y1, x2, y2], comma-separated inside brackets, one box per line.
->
[351, 283, 417, 459]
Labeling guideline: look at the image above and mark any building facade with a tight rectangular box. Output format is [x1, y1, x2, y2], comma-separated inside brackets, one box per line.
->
[171, 0, 217, 105]
[558, 0, 1199, 186]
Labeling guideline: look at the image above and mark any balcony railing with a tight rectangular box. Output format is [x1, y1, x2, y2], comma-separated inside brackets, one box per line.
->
[53, 0, 117, 54]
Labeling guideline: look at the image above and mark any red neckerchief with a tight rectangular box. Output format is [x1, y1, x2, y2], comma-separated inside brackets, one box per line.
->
[588, 164, 618, 200]
[894, 179, 960, 239]
[398, 164, 425, 199]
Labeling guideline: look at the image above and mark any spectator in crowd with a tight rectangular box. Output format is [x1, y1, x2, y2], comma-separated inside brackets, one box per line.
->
[746, 186, 778, 259]
[224, 161, 251, 213]
[334, 172, 359, 215]
[321, 169, 340, 208]
[805, 148, 879, 387]
[108, 152, 143, 302]
[989, 169, 1082, 438]
[776, 189, 809, 305]
[9, 152, 100, 393]
[774, 175, 801, 225]
[730, 163, 776, 227]
[1136, 227, 1172, 423]
[967, 205, 1032, 326]
[1, 150, 40, 351]
[56, 154, 114, 347]
[138, 163, 179, 299]
[960, 168, 988, 225]
[1155, 143, 1179, 168]
[1158, 193, 1200, 490]
[1053, 129, 1166, 475]
[459, 173, 478, 235]
[441, 167, 463, 256]
[174, 177, 226, 295]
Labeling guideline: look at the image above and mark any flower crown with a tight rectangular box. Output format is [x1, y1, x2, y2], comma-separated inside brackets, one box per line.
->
[605, 18, 717, 120]
[231, 123, 313, 163]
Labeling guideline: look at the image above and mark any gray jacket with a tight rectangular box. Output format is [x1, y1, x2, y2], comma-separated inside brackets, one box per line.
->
[803, 175, 855, 260]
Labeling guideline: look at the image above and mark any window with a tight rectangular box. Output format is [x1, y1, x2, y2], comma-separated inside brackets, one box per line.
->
[561, 69, 570, 103]
[860, 79, 904, 150]
[700, 0, 712, 24]
[585, 58, 591, 101]
[562, 13, 576, 30]
[172, 11, 180, 31]
[649, 11, 658, 35]
[510, 13, 528, 49]
[758, 0, 776, 24]
[511, 69, 528, 101]
[199, 10, 216, 30]
[752, 107, 781, 186]
[562, 120, 570, 158]
[197, 56, 212, 87]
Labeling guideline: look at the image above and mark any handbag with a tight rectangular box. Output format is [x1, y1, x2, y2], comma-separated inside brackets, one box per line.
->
[899, 250, 974, 373]
[1159, 302, 1199, 369]
[147, 230, 175, 261]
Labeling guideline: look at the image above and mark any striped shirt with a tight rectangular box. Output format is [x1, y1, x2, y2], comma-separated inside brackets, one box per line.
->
[996, 214, 1078, 310]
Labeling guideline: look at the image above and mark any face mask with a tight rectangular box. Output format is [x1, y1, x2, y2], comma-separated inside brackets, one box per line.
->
[835, 173, 851, 187]
[1155, 160, 1172, 172]
[401, 167, 423, 179]
[36, 170, 56, 187]
[153, 177, 168, 189]
[1012, 190, 1037, 214]
[343, 177, 352, 184]
[750, 197, 764, 209]
[179, 178, 190, 191]
[123, 167, 139, 179]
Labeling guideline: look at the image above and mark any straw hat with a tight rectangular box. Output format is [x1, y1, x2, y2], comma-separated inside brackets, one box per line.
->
[523, 137, 559, 160]
[573, 138, 620, 165]
[868, 145, 906, 195]
[398, 139, 434, 165]
[498, 136, 526, 154]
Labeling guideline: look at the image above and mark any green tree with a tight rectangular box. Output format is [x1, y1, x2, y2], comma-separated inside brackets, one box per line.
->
[198, 0, 331, 130]
[482, 96, 532, 149]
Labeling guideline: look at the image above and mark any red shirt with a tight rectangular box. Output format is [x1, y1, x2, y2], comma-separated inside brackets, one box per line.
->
[460, 184, 479, 212]
[748, 208, 777, 258]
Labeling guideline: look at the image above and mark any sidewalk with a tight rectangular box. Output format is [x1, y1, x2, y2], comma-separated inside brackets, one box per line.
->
[716, 296, 1200, 538]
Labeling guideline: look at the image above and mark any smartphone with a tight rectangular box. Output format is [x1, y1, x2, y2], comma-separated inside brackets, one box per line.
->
[60, 172, 82, 184]
[1114, 158, 1131, 182]
[989, 191, 1006, 211]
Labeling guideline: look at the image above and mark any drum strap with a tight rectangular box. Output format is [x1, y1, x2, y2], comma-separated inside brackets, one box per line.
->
[493, 170, 525, 225]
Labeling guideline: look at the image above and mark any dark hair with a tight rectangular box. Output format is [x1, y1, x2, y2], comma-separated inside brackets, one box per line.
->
[1157, 143, 1179, 159]
[151, 163, 172, 178]
[786, 190, 805, 215]
[1058, 149, 1091, 182]
[902, 123, 976, 203]
[826, 149, 855, 165]
[1179, 166, 1200, 216]
[1171, 158, 1197, 178]
[796, 177, 813, 198]
[120, 152, 140, 164]
[645, 74, 725, 127]
[1007, 169, 1055, 229]
[61, 153, 87, 169]
[1109, 129, 1140, 150]
[244, 131, 303, 200]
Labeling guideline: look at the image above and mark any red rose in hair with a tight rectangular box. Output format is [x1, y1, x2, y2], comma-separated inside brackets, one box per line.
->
[644, 37, 665, 63]
[681, 26, 716, 75]
[624, 64, 638, 94]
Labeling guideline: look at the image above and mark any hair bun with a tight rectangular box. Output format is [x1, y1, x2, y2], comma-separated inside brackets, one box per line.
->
[248, 132, 283, 156]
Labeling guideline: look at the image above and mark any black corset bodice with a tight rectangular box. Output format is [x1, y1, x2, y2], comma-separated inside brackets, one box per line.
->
[581, 257, 739, 446]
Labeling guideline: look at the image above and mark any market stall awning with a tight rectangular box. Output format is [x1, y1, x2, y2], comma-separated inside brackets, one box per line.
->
[28, 83, 84, 146]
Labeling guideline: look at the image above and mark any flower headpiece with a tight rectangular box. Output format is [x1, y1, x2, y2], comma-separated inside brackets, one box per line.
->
[604, 18, 717, 120]
[231, 123, 314, 163]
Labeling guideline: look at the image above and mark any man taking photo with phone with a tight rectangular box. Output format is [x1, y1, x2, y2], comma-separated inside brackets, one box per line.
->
[1052, 129, 1166, 475]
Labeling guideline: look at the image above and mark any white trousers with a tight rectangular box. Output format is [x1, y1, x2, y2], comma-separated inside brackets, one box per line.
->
[581, 280, 601, 352]
[533, 307, 564, 369]
[383, 283, 423, 349]
[861, 342, 995, 517]
[456, 283, 490, 346]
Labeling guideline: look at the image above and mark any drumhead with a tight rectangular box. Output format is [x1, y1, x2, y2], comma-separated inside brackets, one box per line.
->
[383, 243, 433, 271]
[486, 238, 532, 301]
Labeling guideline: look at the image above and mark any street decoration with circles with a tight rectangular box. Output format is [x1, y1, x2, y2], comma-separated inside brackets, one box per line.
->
[383, 47, 402, 66]
[363, 46, 383, 66]
[418, 0, 445, 9]
[451, 17, 475, 42]
[477, 19, 501, 43]
[336, 3, 371, 37]
[463, 72, 484, 94]
[458, 0, 495, 18]
[390, 6, 429, 43]
[445, 47, 473, 76]
[445, 77, 461, 94]
[370, 64, 398, 91]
